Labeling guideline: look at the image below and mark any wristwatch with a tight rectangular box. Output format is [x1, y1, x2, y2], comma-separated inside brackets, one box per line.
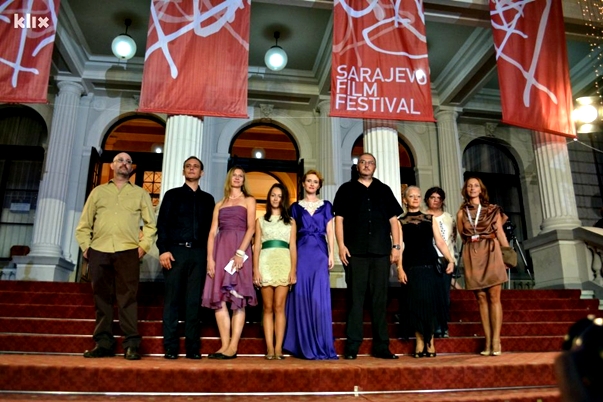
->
[392, 244, 401, 250]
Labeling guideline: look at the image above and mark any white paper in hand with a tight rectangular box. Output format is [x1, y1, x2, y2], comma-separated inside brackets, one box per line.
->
[224, 254, 248, 275]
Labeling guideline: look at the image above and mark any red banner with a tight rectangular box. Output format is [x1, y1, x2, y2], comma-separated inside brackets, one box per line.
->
[330, 0, 434, 122]
[139, 0, 250, 118]
[490, 0, 575, 137]
[0, 0, 60, 103]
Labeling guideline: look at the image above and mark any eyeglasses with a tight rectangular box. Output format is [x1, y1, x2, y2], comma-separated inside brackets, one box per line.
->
[358, 160, 375, 166]
[114, 158, 132, 165]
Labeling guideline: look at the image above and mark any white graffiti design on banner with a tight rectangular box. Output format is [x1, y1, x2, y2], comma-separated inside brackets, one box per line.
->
[490, 0, 558, 107]
[335, 0, 428, 59]
[0, 0, 58, 88]
[145, 0, 248, 79]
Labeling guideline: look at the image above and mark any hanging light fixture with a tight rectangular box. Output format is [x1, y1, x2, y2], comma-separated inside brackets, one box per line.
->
[264, 31, 288, 71]
[111, 18, 137, 60]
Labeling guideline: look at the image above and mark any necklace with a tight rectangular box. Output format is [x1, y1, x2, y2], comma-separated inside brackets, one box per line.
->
[300, 199, 323, 215]
[229, 193, 243, 200]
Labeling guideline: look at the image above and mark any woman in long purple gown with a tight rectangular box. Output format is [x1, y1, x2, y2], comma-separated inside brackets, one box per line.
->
[202, 167, 257, 359]
[283, 170, 338, 360]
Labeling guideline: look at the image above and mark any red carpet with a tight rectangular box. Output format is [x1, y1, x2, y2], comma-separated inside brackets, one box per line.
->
[0, 280, 599, 401]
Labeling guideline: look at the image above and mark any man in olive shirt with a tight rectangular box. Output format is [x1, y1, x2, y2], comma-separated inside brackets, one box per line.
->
[75, 152, 157, 360]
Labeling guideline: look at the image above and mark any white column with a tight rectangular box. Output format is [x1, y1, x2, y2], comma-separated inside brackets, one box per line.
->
[161, 115, 204, 198]
[435, 107, 464, 212]
[13, 81, 84, 281]
[363, 120, 402, 204]
[29, 81, 85, 258]
[316, 101, 342, 203]
[532, 131, 581, 231]
[524, 131, 584, 290]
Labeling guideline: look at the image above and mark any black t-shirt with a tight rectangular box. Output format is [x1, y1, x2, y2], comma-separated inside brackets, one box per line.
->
[333, 178, 402, 256]
[156, 184, 215, 254]
[399, 211, 438, 267]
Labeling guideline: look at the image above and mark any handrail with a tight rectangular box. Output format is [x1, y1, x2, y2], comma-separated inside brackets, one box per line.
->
[573, 227, 603, 281]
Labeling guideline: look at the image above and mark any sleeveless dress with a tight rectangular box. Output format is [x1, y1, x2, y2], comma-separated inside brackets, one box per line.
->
[258, 216, 292, 287]
[398, 211, 447, 345]
[283, 200, 338, 360]
[459, 204, 508, 290]
[202, 205, 257, 310]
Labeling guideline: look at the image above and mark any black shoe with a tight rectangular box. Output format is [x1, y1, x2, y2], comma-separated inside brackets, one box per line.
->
[344, 353, 357, 360]
[164, 350, 178, 359]
[83, 345, 115, 358]
[373, 351, 399, 359]
[413, 351, 425, 358]
[208, 352, 223, 359]
[186, 352, 202, 360]
[218, 353, 237, 360]
[124, 346, 141, 360]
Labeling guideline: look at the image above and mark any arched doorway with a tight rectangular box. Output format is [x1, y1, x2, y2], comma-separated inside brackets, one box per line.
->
[92, 116, 166, 207]
[228, 123, 301, 215]
[0, 106, 46, 267]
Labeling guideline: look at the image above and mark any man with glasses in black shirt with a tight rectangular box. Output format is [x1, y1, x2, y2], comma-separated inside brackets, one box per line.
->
[334, 152, 402, 360]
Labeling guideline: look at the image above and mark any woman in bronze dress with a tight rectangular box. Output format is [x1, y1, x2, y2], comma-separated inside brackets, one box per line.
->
[457, 177, 510, 356]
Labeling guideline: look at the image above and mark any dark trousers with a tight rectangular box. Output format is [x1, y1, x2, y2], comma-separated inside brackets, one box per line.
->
[344, 254, 390, 355]
[436, 270, 451, 334]
[162, 246, 206, 353]
[88, 248, 141, 350]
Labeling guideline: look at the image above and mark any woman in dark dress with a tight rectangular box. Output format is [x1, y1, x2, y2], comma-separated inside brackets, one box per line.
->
[283, 170, 338, 360]
[397, 186, 454, 357]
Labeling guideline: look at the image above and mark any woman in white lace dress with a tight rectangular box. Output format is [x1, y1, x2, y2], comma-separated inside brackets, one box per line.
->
[253, 183, 297, 359]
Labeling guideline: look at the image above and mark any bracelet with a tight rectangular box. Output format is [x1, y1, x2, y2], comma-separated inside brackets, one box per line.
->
[235, 249, 245, 257]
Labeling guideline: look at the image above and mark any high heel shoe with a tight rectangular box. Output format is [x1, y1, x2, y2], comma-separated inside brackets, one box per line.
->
[480, 350, 491, 356]
[413, 342, 425, 358]
[425, 341, 436, 357]
[491, 340, 502, 356]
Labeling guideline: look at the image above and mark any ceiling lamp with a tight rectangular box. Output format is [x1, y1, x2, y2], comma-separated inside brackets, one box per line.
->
[151, 143, 163, 153]
[252, 147, 265, 159]
[264, 31, 288, 71]
[111, 18, 137, 60]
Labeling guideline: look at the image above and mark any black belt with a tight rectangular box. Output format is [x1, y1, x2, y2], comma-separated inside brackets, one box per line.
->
[174, 241, 201, 248]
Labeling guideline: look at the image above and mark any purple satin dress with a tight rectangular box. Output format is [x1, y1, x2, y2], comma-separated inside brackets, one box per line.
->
[202, 206, 257, 310]
[283, 201, 338, 359]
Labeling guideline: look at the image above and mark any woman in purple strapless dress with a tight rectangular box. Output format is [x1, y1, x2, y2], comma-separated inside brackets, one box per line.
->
[283, 170, 338, 360]
[202, 167, 257, 359]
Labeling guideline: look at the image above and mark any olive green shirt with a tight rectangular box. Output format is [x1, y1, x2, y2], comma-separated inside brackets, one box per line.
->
[75, 180, 157, 254]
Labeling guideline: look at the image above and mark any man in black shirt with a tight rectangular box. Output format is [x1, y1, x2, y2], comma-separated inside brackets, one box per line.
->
[334, 152, 402, 359]
[157, 156, 215, 359]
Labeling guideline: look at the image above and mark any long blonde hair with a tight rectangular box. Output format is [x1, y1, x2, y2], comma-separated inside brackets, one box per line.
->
[223, 166, 250, 201]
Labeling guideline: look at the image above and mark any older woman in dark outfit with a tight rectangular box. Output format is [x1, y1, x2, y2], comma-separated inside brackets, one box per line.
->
[397, 186, 454, 357]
